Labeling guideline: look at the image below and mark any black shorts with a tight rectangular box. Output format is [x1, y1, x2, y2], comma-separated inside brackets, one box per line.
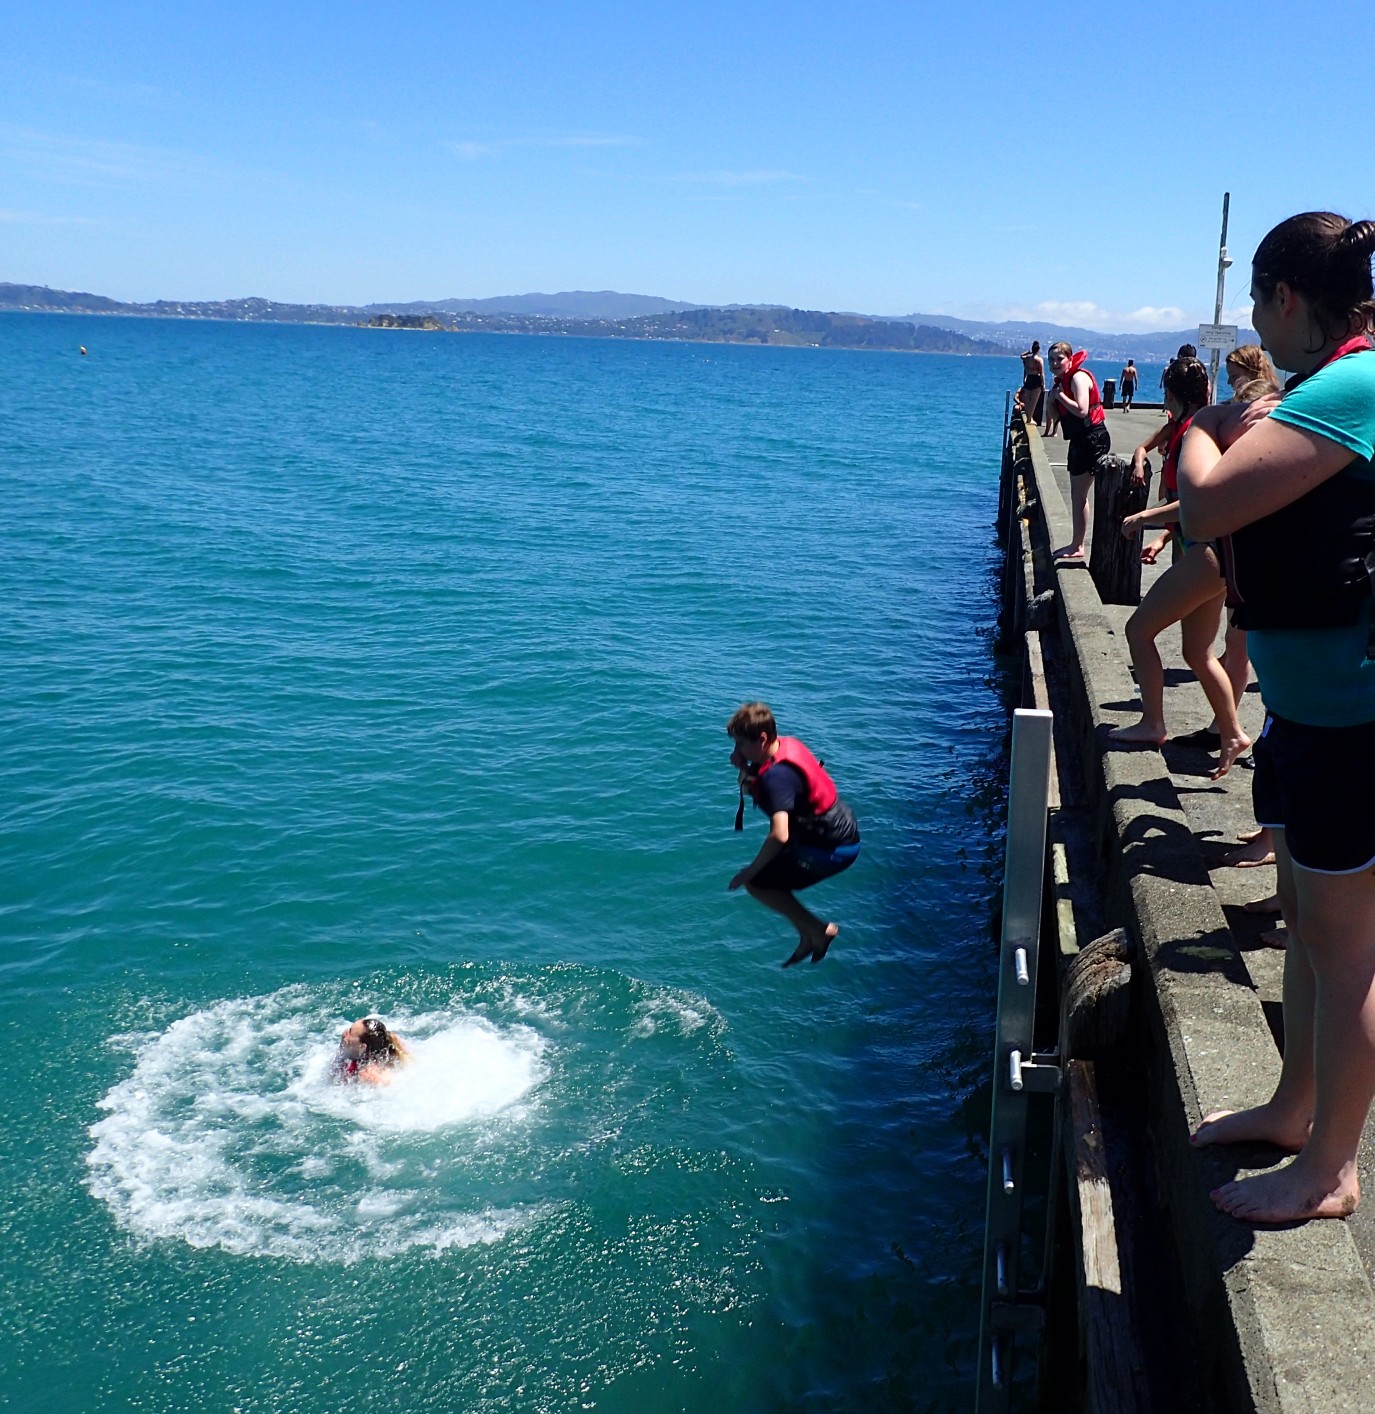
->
[1067, 426, 1111, 477]
[1252, 711, 1375, 873]
[752, 842, 860, 892]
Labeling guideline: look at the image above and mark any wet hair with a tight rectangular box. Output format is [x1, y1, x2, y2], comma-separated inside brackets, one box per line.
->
[1252, 211, 1375, 346]
[1048, 340, 1073, 361]
[1176, 343, 1198, 360]
[1231, 377, 1276, 404]
[726, 701, 777, 742]
[1030, 340, 1040, 354]
[1162, 357, 1209, 413]
[1224, 343, 1280, 396]
[359, 1017, 404, 1063]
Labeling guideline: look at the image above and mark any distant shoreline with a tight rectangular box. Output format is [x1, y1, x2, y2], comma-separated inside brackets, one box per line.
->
[1, 305, 1017, 357]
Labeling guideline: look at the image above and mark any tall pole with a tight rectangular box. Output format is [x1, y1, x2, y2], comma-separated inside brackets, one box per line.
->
[1209, 192, 1232, 403]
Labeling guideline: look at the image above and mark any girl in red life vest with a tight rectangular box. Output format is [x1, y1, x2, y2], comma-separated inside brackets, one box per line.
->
[1047, 342, 1111, 559]
[725, 701, 860, 968]
[1181, 212, 1375, 1225]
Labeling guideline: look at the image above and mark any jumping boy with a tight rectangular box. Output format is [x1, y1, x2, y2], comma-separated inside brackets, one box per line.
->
[725, 702, 861, 967]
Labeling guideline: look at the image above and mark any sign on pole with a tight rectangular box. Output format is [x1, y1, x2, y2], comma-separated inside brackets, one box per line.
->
[1197, 323, 1238, 351]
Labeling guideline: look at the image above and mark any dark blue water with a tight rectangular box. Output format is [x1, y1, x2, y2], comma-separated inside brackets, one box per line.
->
[1, 314, 1013, 1412]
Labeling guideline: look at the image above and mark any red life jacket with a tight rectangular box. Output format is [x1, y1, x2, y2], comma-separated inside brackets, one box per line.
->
[755, 736, 838, 815]
[1160, 411, 1196, 497]
[1061, 351, 1106, 428]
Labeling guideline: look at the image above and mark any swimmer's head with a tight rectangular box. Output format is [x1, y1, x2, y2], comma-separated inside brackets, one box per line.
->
[726, 702, 777, 765]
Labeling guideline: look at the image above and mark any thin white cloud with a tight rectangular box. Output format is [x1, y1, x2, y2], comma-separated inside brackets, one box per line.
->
[0, 208, 99, 225]
[932, 298, 1198, 333]
[447, 134, 641, 160]
[0, 125, 229, 190]
[676, 169, 807, 187]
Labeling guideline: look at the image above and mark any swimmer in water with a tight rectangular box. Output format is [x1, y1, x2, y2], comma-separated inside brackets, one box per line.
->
[335, 1016, 411, 1085]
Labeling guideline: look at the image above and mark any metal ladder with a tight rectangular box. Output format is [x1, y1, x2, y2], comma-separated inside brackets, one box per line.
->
[974, 707, 1060, 1411]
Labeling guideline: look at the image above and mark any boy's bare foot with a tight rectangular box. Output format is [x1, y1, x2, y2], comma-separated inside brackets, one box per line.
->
[1109, 720, 1167, 746]
[1237, 827, 1264, 844]
[1242, 893, 1280, 915]
[810, 923, 840, 964]
[1211, 733, 1253, 780]
[1259, 926, 1288, 949]
[1191, 1102, 1310, 1152]
[1224, 838, 1275, 867]
[1211, 1155, 1359, 1223]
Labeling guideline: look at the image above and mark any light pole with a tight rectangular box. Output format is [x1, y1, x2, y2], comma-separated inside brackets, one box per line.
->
[1210, 192, 1233, 402]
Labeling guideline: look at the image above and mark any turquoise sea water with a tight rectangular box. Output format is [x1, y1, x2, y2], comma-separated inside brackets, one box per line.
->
[1, 315, 1015, 1413]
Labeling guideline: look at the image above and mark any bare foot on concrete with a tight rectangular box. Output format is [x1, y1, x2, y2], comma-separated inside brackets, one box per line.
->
[1191, 1102, 1310, 1152]
[1236, 827, 1264, 845]
[1259, 926, 1288, 949]
[1109, 719, 1168, 747]
[1211, 732, 1253, 780]
[809, 923, 840, 964]
[1053, 546, 1085, 561]
[1242, 894, 1281, 915]
[1211, 1155, 1359, 1223]
[1224, 837, 1275, 868]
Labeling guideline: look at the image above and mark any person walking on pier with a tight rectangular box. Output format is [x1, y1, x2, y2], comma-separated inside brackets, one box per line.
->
[1119, 358, 1140, 410]
[1109, 357, 1252, 776]
[1048, 342, 1111, 559]
[1181, 211, 1375, 1225]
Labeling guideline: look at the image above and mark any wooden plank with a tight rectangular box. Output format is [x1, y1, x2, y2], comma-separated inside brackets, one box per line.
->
[1066, 1059, 1149, 1414]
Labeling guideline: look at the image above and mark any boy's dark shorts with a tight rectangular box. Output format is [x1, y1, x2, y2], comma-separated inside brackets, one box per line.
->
[752, 842, 860, 892]
[1252, 711, 1375, 874]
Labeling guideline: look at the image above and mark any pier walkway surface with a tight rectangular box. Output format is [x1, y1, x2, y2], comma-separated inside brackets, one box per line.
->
[1012, 406, 1375, 1413]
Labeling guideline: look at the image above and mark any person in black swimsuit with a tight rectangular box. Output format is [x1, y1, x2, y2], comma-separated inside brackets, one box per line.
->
[1018, 340, 1046, 424]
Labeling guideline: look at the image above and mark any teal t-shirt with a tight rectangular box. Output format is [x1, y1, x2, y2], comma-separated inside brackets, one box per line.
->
[1247, 348, 1375, 727]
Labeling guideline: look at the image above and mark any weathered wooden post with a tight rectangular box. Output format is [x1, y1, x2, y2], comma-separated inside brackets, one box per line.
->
[1088, 455, 1151, 606]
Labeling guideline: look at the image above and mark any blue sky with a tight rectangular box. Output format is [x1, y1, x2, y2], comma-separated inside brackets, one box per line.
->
[2, 2, 1372, 330]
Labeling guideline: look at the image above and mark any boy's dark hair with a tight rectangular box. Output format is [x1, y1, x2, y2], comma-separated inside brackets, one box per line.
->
[1177, 343, 1198, 359]
[726, 702, 777, 742]
[1253, 211, 1375, 346]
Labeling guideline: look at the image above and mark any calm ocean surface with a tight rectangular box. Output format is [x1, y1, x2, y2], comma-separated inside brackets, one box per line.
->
[1, 315, 1018, 1413]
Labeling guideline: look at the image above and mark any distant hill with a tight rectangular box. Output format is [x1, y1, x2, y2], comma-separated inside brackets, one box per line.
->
[902, 313, 1260, 363]
[369, 290, 707, 319]
[0, 283, 1004, 355]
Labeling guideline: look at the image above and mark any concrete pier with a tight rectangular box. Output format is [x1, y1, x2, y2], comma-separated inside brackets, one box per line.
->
[1001, 407, 1375, 1413]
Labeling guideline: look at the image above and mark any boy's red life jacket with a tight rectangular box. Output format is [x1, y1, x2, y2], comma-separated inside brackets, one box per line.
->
[755, 737, 838, 815]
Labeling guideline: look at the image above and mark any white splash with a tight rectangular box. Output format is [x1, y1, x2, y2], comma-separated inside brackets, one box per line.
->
[86, 989, 549, 1263]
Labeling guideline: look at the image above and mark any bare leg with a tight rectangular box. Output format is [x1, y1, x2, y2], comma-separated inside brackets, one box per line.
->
[1222, 623, 1251, 708]
[1209, 845, 1375, 1221]
[1194, 835, 1312, 1151]
[1178, 585, 1251, 777]
[1055, 471, 1093, 559]
[745, 883, 836, 967]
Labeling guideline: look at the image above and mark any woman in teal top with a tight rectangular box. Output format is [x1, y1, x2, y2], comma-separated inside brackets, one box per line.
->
[1180, 211, 1375, 1225]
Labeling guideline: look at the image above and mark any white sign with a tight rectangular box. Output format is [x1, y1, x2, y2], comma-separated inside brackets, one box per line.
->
[1197, 323, 1238, 351]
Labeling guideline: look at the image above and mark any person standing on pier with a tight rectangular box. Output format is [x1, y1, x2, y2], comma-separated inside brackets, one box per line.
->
[1119, 359, 1140, 410]
[725, 702, 860, 968]
[1018, 340, 1046, 425]
[1048, 342, 1112, 559]
[1181, 211, 1375, 1224]
[1109, 357, 1252, 776]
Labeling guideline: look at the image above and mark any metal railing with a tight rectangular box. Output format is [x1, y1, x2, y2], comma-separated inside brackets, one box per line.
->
[974, 707, 1058, 1412]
